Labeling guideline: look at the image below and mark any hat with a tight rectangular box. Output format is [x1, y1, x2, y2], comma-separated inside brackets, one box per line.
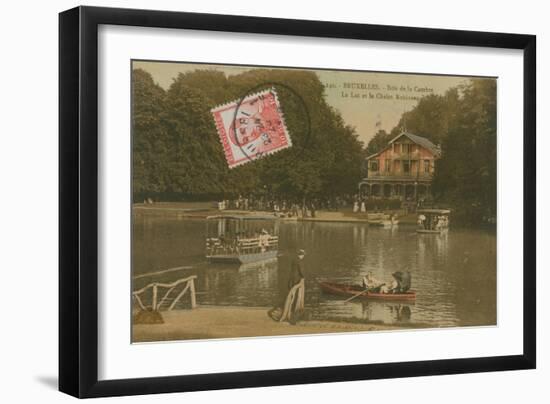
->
[392, 271, 403, 280]
[298, 249, 306, 255]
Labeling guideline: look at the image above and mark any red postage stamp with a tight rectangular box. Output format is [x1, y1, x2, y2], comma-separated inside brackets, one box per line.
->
[211, 88, 292, 168]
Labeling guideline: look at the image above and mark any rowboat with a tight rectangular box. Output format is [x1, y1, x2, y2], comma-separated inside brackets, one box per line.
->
[319, 281, 416, 301]
[368, 219, 399, 228]
[366, 213, 398, 228]
[417, 228, 445, 234]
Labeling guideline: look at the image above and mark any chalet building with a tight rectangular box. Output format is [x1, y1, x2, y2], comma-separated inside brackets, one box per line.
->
[359, 132, 441, 201]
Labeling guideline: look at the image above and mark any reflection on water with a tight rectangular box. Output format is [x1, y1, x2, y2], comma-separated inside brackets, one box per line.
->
[133, 216, 496, 327]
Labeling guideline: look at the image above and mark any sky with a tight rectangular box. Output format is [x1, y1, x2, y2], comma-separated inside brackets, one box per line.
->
[134, 60, 472, 145]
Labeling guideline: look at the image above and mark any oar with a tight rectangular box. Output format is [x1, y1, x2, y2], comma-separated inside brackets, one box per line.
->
[344, 282, 387, 303]
[344, 288, 369, 303]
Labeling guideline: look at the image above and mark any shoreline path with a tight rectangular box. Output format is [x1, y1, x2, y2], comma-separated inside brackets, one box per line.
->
[133, 306, 401, 342]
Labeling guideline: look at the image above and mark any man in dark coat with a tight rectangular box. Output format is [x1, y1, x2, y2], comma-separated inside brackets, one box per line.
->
[268, 249, 306, 323]
[286, 249, 306, 324]
[288, 249, 306, 291]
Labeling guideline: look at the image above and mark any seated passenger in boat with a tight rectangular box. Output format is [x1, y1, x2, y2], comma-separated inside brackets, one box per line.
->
[417, 214, 426, 229]
[362, 272, 383, 293]
[386, 271, 412, 293]
[216, 234, 226, 254]
[259, 229, 270, 252]
[380, 277, 399, 294]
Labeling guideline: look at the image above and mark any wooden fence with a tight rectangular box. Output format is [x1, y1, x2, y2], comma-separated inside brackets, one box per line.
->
[132, 275, 197, 312]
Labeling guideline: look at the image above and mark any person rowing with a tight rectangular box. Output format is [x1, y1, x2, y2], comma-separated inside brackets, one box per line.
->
[346, 272, 384, 302]
[362, 271, 384, 293]
[346, 270, 412, 302]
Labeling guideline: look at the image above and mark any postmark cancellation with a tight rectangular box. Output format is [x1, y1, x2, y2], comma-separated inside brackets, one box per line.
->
[211, 88, 292, 168]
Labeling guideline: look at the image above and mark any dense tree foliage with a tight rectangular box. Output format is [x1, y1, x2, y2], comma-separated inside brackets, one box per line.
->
[366, 129, 393, 156]
[132, 69, 170, 196]
[393, 89, 461, 146]
[365, 80, 496, 223]
[135, 67, 496, 224]
[365, 88, 460, 154]
[431, 80, 497, 224]
[132, 68, 365, 203]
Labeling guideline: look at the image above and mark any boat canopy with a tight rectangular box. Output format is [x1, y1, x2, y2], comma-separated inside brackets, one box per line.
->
[417, 209, 451, 215]
[206, 214, 279, 239]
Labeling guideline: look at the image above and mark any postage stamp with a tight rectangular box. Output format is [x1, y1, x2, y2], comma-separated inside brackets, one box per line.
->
[211, 88, 292, 168]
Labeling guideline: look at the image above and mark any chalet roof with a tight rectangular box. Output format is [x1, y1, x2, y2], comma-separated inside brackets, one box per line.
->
[366, 132, 440, 160]
[393, 132, 440, 155]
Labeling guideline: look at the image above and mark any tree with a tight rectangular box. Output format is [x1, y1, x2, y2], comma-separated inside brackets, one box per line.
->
[366, 129, 392, 156]
[389, 79, 497, 224]
[392, 89, 460, 145]
[162, 77, 228, 196]
[431, 79, 496, 224]
[132, 69, 168, 200]
[131, 67, 367, 203]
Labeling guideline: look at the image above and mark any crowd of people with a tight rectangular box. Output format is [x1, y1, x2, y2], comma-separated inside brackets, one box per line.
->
[217, 193, 412, 218]
[206, 228, 275, 256]
[217, 195, 357, 216]
[417, 214, 449, 231]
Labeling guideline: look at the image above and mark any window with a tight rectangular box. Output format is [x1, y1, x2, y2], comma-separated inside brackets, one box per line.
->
[424, 159, 430, 173]
[369, 159, 379, 171]
[402, 143, 410, 154]
[403, 160, 411, 173]
[385, 159, 391, 172]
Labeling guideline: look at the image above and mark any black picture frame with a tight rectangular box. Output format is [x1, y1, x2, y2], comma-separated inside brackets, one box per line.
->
[59, 6, 536, 398]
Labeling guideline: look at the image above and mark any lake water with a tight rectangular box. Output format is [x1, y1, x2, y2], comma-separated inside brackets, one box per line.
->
[132, 216, 496, 328]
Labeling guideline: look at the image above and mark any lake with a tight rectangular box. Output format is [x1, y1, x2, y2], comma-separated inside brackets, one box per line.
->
[132, 216, 496, 328]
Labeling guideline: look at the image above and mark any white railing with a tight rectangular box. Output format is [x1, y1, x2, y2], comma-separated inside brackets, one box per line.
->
[132, 275, 197, 311]
[206, 236, 278, 256]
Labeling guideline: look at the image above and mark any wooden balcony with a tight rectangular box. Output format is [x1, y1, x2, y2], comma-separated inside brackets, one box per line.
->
[365, 171, 434, 180]
[389, 151, 422, 160]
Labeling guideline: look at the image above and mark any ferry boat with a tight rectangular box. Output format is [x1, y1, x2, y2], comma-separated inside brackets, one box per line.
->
[416, 209, 451, 234]
[205, 215, 279, 264]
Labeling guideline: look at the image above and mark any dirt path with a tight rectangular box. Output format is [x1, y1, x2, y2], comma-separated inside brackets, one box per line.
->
[132, 306, 401, 342]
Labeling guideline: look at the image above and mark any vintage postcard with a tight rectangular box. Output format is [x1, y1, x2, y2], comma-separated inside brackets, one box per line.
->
[131, 60, 496, 342]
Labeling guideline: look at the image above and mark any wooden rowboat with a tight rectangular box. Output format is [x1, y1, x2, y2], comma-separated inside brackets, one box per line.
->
[417, 228, 443, 234]
[319, 281, 416, 301]
[369, 219, 399, 228]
